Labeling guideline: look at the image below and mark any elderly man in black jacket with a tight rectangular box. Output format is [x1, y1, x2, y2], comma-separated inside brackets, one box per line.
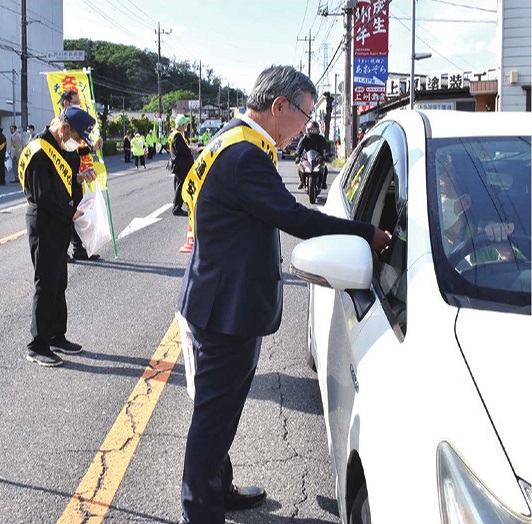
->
[20, 106, 97, 367]
[169, 114, 194, 216]
[176, 65, 390, 524]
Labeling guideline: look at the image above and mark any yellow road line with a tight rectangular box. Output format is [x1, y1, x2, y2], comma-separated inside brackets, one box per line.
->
[57, 318, 182, 524]
[0, 229, 27, 245]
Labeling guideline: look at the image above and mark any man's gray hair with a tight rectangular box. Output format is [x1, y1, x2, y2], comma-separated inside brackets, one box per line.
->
[246, 65, 317, 112]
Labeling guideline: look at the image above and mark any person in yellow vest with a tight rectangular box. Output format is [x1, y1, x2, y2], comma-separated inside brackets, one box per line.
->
[131, 131, 146, 169]
[176, 65, 390, 524]
[201, 128, 211, 146]
[0, 126, 6, 185]
[158, 132, 169, 154]
[19, 106, 97, 367]
[145, 130, 155, 159]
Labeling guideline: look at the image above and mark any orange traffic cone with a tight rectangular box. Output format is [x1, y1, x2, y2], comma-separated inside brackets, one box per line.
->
[179, 224, 195, 253]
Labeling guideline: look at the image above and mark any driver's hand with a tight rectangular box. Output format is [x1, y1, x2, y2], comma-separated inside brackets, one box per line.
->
[484, 222, 514, 242]
[371, 227, 392, 253]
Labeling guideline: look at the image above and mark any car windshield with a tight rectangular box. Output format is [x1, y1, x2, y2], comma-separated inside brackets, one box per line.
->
[427, 136, 531, 314]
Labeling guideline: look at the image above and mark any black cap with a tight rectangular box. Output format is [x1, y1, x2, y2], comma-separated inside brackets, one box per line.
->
[63, 106, 96, 146]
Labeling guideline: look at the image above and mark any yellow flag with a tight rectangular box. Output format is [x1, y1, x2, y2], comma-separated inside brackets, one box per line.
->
[45, 70, 108, 189]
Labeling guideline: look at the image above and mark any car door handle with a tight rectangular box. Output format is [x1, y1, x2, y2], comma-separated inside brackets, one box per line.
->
[350, 363, 359, 393]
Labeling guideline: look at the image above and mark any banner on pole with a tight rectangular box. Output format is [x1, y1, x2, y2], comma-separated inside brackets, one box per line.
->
[353, 0, 389, 106]
[45, 70, 108, 189]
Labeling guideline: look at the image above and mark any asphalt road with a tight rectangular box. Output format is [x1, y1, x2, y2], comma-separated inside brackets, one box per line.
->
[0, 150, 341, 524]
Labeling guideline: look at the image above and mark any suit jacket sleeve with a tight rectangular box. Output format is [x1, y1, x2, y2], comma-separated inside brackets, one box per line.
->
[230, 144, 375, 244]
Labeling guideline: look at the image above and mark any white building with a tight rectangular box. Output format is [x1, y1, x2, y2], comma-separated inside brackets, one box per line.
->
[0, 0, 63, 134]
[497, 0, 531, 111]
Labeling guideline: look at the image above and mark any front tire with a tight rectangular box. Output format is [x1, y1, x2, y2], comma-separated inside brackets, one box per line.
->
[309, 176, 317, 204]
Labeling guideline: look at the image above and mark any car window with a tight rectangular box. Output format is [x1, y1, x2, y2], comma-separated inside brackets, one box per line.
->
[427, 136, 531, 313]
[341, 135, 384, 218]
[353, 136, 408, 339]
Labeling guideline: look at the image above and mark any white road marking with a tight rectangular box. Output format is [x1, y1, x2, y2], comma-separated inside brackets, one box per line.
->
[117, 203, 173, 240]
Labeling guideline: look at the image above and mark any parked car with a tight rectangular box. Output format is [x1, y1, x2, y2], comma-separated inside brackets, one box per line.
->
[281, 133, 302, 159]
[290, 110, 532, 524]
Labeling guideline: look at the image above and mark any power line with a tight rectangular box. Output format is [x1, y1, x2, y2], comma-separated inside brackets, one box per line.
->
[428, 0, 497, 14]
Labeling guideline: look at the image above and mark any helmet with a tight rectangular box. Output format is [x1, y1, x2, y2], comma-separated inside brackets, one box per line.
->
[306, 121, 319, 134]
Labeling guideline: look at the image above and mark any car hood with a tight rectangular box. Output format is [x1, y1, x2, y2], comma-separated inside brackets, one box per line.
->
[455, 309, 532, 482]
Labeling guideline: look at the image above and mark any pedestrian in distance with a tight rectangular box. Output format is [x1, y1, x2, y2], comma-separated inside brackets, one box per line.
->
[19, 106, 98, 367]
[131, 131, 146, 169]
[59, 88, 103, 261]
[9, 124, 22, 183]
[0, 126, 6, 186]
[176, 64, 390, 524]
[169, 114, 193, 216]
[24, 124, 36, 145]
[124, 131, 132, 163]
[131, 132, 146, 169]
[158, 132, 169, 154]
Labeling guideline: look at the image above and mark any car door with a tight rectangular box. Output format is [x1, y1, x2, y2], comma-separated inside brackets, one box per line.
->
[324, 122, 409, 515]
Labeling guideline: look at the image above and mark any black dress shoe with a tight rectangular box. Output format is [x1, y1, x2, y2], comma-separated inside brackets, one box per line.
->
[172, 208, 188, 217]
[224, 484, 266, 511]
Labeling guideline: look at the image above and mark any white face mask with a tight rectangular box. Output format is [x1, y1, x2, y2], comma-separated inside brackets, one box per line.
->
[61, 129, 80, 152]
[441, 196, 464, 231]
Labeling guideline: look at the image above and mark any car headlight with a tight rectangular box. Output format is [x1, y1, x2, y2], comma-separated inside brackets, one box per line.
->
[437, 441, 531, 523]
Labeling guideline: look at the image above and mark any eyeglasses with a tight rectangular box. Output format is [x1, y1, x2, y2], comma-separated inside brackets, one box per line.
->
[285, 97, 312, 124]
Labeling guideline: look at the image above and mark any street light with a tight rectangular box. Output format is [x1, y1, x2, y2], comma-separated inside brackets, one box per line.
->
[409, 0, 432, 109]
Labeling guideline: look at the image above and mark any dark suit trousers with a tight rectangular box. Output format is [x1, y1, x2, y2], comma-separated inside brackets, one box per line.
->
[181, 323, 262, 524]
[173, 174, 185, 214]
[26, 211, 70, 350]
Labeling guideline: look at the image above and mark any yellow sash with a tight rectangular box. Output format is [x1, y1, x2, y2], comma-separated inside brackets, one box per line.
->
[168, 129, 189, 155]
[18, 138, 73, 197]
[182, 125, 278, 235]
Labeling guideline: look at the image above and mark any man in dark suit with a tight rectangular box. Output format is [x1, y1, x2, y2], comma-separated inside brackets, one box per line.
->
[177, 65, 390, 524]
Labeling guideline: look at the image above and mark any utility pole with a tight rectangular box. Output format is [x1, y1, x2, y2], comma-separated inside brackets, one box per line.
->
[320, 1, 354, 157]
[198, 60, 202, 125]
[297, 29, 315, 79]
[155, 23, 171, 131]
[227, 83, 230, 121]
[21, 0, 28, 129]
[0, 70, 17, 124]
[343, 0, 354, 157]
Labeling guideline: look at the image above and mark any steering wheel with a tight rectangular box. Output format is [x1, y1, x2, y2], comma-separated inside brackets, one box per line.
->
[447, 230, 531, 268]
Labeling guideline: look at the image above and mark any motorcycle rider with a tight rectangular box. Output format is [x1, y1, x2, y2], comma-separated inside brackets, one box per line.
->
[294, 120, 329, 190]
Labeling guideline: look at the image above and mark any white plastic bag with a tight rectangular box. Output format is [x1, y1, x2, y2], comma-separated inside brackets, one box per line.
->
[176, 311, 195, 400]
[73, 181, 111, 257]
[5, 156, 12, 173]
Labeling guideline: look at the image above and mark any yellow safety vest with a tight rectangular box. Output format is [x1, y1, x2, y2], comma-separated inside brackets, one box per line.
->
[18, 138, 73, 197]
[182, 125, 277, 235]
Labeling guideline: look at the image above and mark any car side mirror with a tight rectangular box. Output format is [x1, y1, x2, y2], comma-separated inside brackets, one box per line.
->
[289, 234, 373, 290]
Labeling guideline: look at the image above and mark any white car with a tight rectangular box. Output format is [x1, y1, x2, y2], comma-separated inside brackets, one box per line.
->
[290, 110, 531, 524]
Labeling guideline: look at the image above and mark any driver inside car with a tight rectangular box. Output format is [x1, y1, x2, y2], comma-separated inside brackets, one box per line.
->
[437, 150, 518, 266]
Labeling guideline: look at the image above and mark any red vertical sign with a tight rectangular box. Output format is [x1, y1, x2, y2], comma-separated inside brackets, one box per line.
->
[353, 0, 389, 105]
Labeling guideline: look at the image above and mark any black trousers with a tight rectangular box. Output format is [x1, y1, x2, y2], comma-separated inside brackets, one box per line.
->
[124, 149, 131, 163]
[0, 155, 5, 184]
[181, 322, 262, 524]
[134, 154, 145, 168]
[172, 174, 186, 214]
[71, 181, 86, 256]
[26, 208, 71, 351]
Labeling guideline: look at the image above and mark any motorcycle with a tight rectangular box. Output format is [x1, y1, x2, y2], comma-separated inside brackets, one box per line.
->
[298, 150, 327, 204]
